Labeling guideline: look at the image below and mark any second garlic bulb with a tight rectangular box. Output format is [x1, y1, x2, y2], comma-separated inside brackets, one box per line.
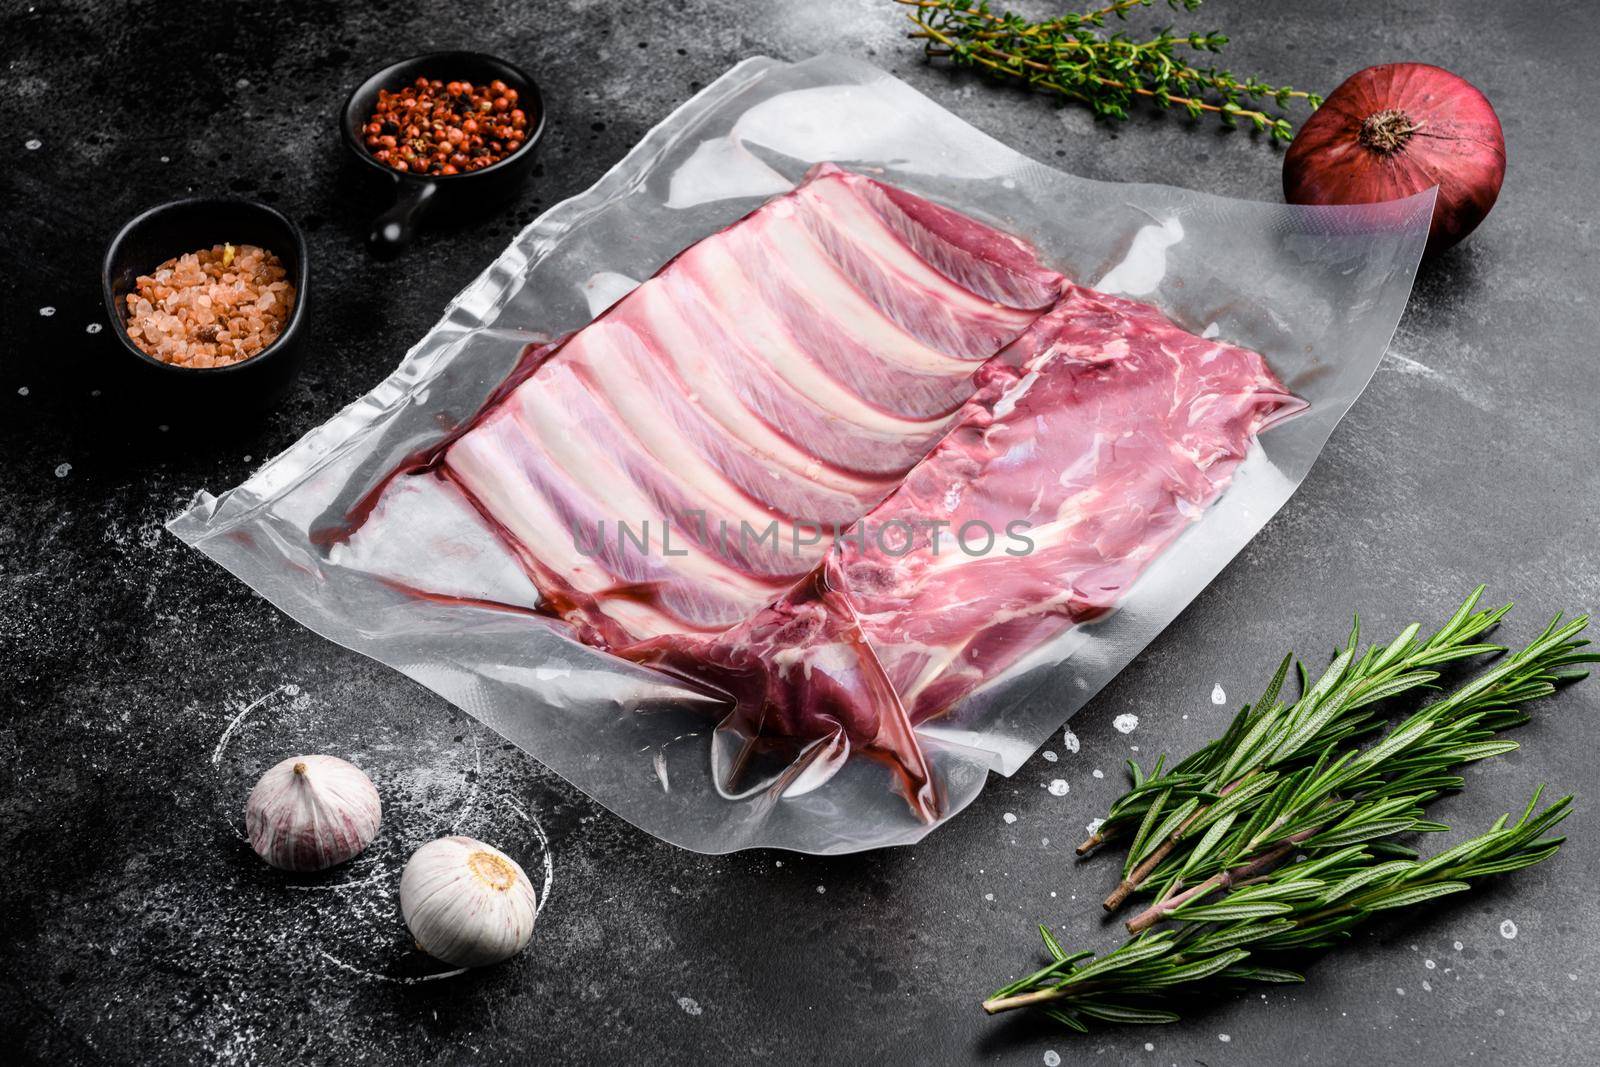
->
[400, 836, 537, 967]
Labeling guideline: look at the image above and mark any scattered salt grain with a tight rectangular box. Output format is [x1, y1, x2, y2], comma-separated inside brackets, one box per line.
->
[160, 155, 170, 163]
[1003, 812, 1018, 824]
[816, 885, 825, 894]
[1042, 750, 1058, 762]
[1425, 959, 1436, 970]
[984, 892, 995, 902]
[1047, 779, 1069, 797]
[1092, 769, 1104, 779]
[39, 306, 55, 316]
[1042, 1052, 1060, 1067]
[25, 138, 42, 150]
[1499, 919, 1518, 940]
[1211, 683, 1227, 704]
[1454, 940, 1464, 951]
[1144, 1043, 1154, 1052]
[54, 463, 71, 478]
[17, 386, 27, 396]
[86, 322, 102, 334]
[1062, 728, 1080, 753]
[1113, 713, 1139, 733]
[1218, 1033, 1231, 1043]
[676, 996, 703, 1016]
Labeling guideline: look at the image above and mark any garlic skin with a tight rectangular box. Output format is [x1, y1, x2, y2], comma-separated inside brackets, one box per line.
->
[245, 755, 382, 871]
[400, 836, 537, 967]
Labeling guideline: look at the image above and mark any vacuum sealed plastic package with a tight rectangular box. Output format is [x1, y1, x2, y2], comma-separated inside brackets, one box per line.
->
[170, 55, 1432, 854]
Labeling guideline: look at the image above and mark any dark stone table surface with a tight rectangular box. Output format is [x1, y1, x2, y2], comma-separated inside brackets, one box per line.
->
[3, 1, 1597, 1063]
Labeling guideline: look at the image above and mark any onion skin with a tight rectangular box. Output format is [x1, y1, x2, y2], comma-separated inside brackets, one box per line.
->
[1284, 63, 1505, 256]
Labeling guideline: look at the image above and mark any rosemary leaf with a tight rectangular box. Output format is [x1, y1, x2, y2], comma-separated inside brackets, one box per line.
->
[987, 593, 1589, 1032]
[986, 788, 1574, 1026]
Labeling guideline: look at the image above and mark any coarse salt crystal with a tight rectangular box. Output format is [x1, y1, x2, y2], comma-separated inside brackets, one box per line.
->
[119, 243, 294, 367]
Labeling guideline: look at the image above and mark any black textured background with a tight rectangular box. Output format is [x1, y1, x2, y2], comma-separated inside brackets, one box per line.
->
[3, 2, 1598, 1064]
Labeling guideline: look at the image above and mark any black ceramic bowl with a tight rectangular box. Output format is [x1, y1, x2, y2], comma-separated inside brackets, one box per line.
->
[341, 51, 546, 259]
[101, 198, 309, 410]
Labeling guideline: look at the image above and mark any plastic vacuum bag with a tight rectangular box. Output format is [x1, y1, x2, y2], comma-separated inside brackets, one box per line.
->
[169, 55, 1432, 854]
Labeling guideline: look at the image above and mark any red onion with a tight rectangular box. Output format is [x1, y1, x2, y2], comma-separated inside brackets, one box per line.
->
[1284, 63, 1505, 256]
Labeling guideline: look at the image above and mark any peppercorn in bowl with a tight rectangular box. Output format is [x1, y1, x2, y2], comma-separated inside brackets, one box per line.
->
[341, 51, 546, 258]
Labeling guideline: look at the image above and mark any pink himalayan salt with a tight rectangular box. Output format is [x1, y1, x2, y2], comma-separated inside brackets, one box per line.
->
[122, 243, 295, 368]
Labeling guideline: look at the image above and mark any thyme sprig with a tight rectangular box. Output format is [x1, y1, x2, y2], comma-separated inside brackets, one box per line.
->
[897, 0, 1322, 141]
[985, 591, 1593, 1031]
[984, 787, 1573, 1024]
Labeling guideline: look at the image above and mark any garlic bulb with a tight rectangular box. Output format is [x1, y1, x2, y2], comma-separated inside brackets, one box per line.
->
[245, 755, 382, 871]
[400, 836, 537, 967]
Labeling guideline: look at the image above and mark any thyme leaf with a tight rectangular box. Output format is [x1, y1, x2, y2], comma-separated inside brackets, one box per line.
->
[896, 0, 1322, 142]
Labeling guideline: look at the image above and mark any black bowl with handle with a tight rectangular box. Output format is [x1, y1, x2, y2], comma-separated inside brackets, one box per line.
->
[101, 197, 309, 412]
[341, 51, 546, 259]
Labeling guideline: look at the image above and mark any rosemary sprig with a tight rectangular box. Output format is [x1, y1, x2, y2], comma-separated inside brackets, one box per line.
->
[983, 787, 1573, 1025]
[984, 591, 1592, 1033]
[1081, 589, 1594, 921]
[1123, 615, 1587, 932]
[897, 0, 1322, 141]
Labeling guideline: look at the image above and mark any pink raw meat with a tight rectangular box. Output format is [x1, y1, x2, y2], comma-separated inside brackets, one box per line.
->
[442, 163, 1067, 647]
[352, 164, 1302, 820]
[626, 286, 1302, 818]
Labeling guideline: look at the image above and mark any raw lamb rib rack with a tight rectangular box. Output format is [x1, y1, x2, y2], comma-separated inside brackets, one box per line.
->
[360, 163, 1302, 819]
